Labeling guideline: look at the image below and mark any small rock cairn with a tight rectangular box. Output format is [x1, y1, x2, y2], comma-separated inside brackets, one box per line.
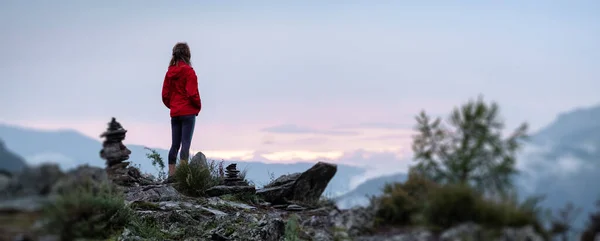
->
[205, 163, 255, 197]
[224, 164, 246, 186]
[100, 117, 148, 186]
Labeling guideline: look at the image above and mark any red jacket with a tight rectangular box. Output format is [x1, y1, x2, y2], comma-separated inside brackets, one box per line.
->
[162, 61, 202, 117]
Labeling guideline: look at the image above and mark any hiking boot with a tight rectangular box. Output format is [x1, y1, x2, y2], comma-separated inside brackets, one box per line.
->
[163, 175, 177, 184]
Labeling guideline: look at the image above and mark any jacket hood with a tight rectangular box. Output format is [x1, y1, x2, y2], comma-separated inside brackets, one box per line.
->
[166, 62, 191, 79]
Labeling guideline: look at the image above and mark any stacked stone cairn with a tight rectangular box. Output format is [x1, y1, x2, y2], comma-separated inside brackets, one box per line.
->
[224, 164, 246, 186]
[100, 117, 151, 186]
[205, 163, 256, 197]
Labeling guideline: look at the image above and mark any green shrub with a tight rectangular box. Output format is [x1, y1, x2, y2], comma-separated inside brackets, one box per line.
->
[221, 192, 261, 205]
[377, 185, 417, 225]
[174, 159, 221, 197]
[424, 184, 481, 228]
[284, 214, 301, 241]
[43, 178, 131, 240]
[376, 171, 437, 225]
[145, 147, 166, 182]
[375, 172, 545, 233]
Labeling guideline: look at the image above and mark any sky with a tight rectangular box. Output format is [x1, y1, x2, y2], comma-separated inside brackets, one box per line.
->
[1, 1, 599, 180]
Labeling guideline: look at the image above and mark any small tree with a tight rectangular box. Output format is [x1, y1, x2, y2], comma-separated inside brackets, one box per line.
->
[411, 96, 528, 197]
[145, 147, 167, 182]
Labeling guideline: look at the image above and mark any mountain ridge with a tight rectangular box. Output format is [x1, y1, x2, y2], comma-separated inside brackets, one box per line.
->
[0, 138, 27, 173]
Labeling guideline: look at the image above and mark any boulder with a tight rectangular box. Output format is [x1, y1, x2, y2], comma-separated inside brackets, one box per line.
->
[290, 162, 337, 202]
[257, 162, 337, 204]
[264, 173, 301, 188]
[190, 151, 208, 169]
[50, 165, 107, 194]
[205, 185, 256, 197]
[1, 163, 64, 198]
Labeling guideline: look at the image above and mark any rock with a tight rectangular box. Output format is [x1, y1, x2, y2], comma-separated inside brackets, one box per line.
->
[207, 197, 256, 210]
[286, 204, 306, 211]
[99, 118, 154, 187]
[205, 185, 256, 197]
[125, 184, 180, 202]
[190, 151, 208, 169]
[50, 165, 107, 194]
[100, 118, 144, 187]
[290, 162, 337, 203]
[264, 173, 301, 188]
[499, 225, 544, 241]
[439, 222, 481, 241]
[256, 186, 290, 204]
[258, 218, 285, 241]
[355, 228, 433, 241]
[0, 196, 52, 212]
[99, 118, 131, 166]
[332, 205, 377, 237]
[119, 228, 143, 241]
[223, 163, 247, 186]
[211, 233, 231, 241]
[1, 163, 64, 198]
[257, 162, 337, 204]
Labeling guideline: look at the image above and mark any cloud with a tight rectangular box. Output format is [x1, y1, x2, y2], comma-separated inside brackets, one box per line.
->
[200, 150, 256, 161]
[261, 124, 360, 136]
[335, 122, 413, 130]
[260, 150, 344, 162]
[361, 133, 416, 141]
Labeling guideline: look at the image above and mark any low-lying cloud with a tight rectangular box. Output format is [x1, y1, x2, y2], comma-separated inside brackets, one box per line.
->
[261, 124, 360, 136]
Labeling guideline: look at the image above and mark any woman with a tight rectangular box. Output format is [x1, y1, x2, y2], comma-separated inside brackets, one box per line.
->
[161, 42, 202, 182]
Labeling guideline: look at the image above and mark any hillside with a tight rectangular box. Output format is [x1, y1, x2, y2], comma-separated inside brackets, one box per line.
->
[0, 123, 364, 196]
[0, 139, 27, 173]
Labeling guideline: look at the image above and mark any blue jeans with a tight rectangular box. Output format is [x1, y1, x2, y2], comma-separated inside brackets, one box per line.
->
[168, 115, 196, 165]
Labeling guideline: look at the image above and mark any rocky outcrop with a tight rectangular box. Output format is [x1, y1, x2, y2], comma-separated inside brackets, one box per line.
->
[0, 161, 548, 241]
[257, 161, 337, 204]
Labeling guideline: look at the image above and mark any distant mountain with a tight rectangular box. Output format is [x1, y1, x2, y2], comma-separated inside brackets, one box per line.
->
[0, 123, 364, 196]
[532, 104, 600, 147]
[0, 139, 27, 173]
[335, 173, 407, 209]
[518, 104, 600, 228]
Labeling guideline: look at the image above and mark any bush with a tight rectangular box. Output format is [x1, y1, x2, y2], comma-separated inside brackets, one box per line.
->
[284, 214, 301, 241]
[376, 171, 437, 225]
[174, 159, 221, 197]
[145, 147, 166, 182]
[424, 184, 480, 228]
[375, 172, 545, 233]
[43, 178, 131, 240]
